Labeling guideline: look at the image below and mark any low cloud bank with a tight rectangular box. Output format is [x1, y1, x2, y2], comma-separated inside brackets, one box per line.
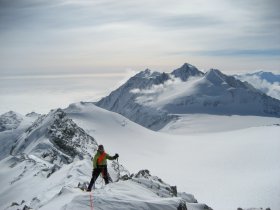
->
[237, 75, 280, 100]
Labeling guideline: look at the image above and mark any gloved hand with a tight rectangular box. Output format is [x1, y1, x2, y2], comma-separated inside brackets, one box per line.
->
[114, 153, 119, 159]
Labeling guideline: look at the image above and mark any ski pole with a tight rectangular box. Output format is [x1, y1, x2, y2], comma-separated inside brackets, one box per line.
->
[89, 192, 94, 210]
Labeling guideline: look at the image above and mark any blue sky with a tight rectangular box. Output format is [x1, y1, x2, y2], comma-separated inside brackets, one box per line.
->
[0, 0, 279, 75]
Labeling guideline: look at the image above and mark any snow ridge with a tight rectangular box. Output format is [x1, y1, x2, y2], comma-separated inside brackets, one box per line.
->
[11, 108, 98, 166]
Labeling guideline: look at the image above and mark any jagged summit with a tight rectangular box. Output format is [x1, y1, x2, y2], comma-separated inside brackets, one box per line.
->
[1, 110, 18, 115]
[171, 63, 204, 81]
[0, 111, 23, 132]
[0, 111, 23, 120]
[134, 68, 152, 78]
[125, 63, 204, 90]
[132, 62, 204, 85]
[134, 68, 157, 78]
[130, 69, 170, 89]
[25, 111, 41, 118]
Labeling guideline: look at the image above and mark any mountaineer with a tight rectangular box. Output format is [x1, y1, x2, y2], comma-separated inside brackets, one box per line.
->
[87, 145, 119, 191]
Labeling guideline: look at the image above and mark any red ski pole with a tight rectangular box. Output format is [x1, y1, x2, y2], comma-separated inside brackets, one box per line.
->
[89, 192, 94, 210]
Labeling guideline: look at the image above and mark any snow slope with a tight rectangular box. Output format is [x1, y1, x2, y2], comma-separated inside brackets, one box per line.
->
[160, 114, 280, 135]
[0, 105, 209, 210]
[0, 155, 205, 210]
[65, 102, 280, 210]
[0, 101, 278, 210]
[96, 63, 280, 130]
[0, 112, 38, 160]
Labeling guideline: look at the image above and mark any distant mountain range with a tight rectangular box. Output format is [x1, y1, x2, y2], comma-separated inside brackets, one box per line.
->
[236, 71, 280, 83]
[96, 63, 280, 130]
[235, 71, 280, 100]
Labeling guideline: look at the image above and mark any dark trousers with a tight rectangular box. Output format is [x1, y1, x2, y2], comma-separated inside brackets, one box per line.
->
[87, 166, 109, 191]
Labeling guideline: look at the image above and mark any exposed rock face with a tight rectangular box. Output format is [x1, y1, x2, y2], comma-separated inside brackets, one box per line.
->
[11, 109, 98, 165]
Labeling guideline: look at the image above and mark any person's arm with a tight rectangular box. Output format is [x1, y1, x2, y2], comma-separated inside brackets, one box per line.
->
[106, 153, 119, 160]
[93, 154, 98, 168]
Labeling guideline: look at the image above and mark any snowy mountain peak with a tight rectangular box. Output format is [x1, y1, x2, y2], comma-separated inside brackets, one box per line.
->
[96, 68, 176, 130]
[0, 111, 23, 132]
[183, 62, 196, 68]
[207, 68, 223, 75]
[11, 108, 98, 165]
[25, 111, 41, 119]
[134, 68, 155, 78]
[204, 69, 226, 85]
[132, 68, 170, 84]
[1, 110, 19, 116]
[205, 69, 256, 91]
[171, 63, 204, 81]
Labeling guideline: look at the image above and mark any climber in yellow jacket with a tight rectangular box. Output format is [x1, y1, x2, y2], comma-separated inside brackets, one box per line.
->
[87, 145, 119, 191]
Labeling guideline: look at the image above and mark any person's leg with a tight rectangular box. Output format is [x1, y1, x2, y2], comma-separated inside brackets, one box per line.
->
[87, 168, 101, 191]
[102, 166, 110, 184]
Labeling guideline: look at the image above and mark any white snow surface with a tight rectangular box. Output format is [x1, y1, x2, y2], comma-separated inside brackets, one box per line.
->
[0, 101, 279, 210]
[64, 102, 280, 210]
[0, 148, 200, 210]
[161, 114, 280, 134]
[0, 104, 207, 210]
